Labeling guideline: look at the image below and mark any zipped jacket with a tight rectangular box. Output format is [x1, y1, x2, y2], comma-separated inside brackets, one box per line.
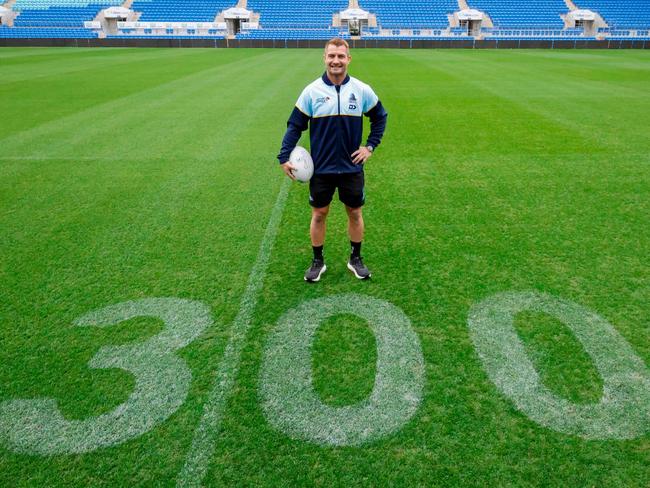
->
[278, 73, 388, 174]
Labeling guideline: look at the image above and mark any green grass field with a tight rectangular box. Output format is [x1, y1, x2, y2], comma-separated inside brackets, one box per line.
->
[1, 47, 649, 487]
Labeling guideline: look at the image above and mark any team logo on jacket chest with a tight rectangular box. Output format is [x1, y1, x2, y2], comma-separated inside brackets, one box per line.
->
[314, 96, 331, 108]
[348, 93, 357, 110]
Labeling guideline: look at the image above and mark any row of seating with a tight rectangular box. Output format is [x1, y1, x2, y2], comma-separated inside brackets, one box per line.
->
[0, 26, 97, 36]
[237, 28, 349, 39]
[12, 0, 118, 8]
[106, 34, 222, 38]
[365, 35, 473, 39]
[491, 36, 596, 40]
[483, 28, 587, 37]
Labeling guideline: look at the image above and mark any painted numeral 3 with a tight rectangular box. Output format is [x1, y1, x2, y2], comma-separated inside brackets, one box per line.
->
[0, 298, 212, 454]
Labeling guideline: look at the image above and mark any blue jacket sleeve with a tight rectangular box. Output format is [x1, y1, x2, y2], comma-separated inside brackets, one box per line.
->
[277, 107, 310, 163]
[365, 100, 387, 149]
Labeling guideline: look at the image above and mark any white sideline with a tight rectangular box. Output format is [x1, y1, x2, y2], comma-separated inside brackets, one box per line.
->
[177, 177, 291, 487]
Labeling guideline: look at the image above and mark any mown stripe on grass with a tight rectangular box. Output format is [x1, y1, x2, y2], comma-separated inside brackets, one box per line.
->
[0, 49, 272, 159]
[392, 50, 650, 154]
[0, 48, 211, 85]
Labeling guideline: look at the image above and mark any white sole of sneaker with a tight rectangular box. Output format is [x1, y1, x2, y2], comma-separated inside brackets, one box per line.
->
[347, 262, 371, 280]
[305, 264, 327, 282]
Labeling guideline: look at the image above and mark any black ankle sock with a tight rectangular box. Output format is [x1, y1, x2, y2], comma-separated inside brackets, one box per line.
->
[313, 245, 323, 260]
[350, 241, 362, 258]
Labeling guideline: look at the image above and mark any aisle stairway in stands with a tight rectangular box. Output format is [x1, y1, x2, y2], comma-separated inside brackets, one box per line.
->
[0, 0, 18, 26]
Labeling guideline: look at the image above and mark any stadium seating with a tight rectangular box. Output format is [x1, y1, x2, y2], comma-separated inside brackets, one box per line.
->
[573, 0, 650, 28]
[467, 0, 567, 28]
[361, 0, 456, 29]
[247, 0, 347, 29]
[1, 0, 649, 39]
[12, 5, 113, 27]
[131, 0, 234, 22]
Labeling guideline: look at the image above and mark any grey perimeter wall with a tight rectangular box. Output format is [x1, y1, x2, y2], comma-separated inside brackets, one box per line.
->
[0, 38, 648, 49]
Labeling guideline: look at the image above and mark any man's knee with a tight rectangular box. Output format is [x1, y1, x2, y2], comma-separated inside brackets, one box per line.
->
[346, 206, 363, 223]
[312, 206, 330, 224]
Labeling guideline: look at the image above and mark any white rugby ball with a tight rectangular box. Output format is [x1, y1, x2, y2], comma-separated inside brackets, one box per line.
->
[289, 146, 314, 183]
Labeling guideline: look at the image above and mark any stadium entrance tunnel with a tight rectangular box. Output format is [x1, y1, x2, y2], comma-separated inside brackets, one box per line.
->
[224, 7, 252, 36]
[455, 8, 490, 37]
[565, 10, 606, 37]
[339, 7, 371, 37]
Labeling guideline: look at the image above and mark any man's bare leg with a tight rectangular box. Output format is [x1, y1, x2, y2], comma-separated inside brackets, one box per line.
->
[310, 205, 330, 246]
[345, 205, 364, 243]
[305, 205, 329, 282]
[345, 205, 371, 279]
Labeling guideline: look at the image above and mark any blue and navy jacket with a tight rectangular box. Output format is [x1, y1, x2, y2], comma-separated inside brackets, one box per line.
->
[278, 73, 388, 174]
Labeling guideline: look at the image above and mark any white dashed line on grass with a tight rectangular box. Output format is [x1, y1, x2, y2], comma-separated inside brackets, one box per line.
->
[177, 177, 291, 487]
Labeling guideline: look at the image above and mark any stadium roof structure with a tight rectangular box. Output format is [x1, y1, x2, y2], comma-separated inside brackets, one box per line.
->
[340, 8, 369, 20]
[457, 8, 484, 20]
[223, 7, 252, 20]
[567, 9, 598, 21]
[103, 6, 131, 18]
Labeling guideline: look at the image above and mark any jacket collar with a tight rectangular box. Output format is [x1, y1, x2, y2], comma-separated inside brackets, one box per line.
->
[322, 72, 350, 87]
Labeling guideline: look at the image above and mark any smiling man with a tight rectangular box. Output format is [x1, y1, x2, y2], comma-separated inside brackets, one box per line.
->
[278, 38, 388, 282]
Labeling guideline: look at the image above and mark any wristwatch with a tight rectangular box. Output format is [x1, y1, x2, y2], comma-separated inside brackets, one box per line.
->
[366, 145, 374, 153]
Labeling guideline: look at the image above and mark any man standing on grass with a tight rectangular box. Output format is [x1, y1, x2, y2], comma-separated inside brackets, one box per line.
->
[277, 37, 388, 282]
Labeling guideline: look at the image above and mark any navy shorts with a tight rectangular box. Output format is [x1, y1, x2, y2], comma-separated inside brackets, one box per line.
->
[309, 172, 365, 209]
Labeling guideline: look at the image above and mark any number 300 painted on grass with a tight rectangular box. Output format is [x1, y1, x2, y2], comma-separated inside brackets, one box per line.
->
[1, 291, 649, 455]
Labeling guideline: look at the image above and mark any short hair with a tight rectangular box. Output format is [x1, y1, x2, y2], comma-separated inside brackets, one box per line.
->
[324, 37, 350, 53]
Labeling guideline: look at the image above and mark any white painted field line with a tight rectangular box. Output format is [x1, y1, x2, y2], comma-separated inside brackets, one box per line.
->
[177, 177, 291, 488]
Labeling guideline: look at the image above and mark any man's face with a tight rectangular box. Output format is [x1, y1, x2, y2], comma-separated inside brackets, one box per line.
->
[324, 44, 351, 78]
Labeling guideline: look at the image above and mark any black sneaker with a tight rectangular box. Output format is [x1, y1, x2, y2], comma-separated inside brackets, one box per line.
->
[347, 256, 371, 280]
[304, 258, 327, 282]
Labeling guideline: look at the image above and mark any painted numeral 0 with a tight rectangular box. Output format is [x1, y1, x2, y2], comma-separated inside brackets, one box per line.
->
[468, 291, 650, 439]
[259, 294, 425, 446]
[0, 298, 212, 454]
